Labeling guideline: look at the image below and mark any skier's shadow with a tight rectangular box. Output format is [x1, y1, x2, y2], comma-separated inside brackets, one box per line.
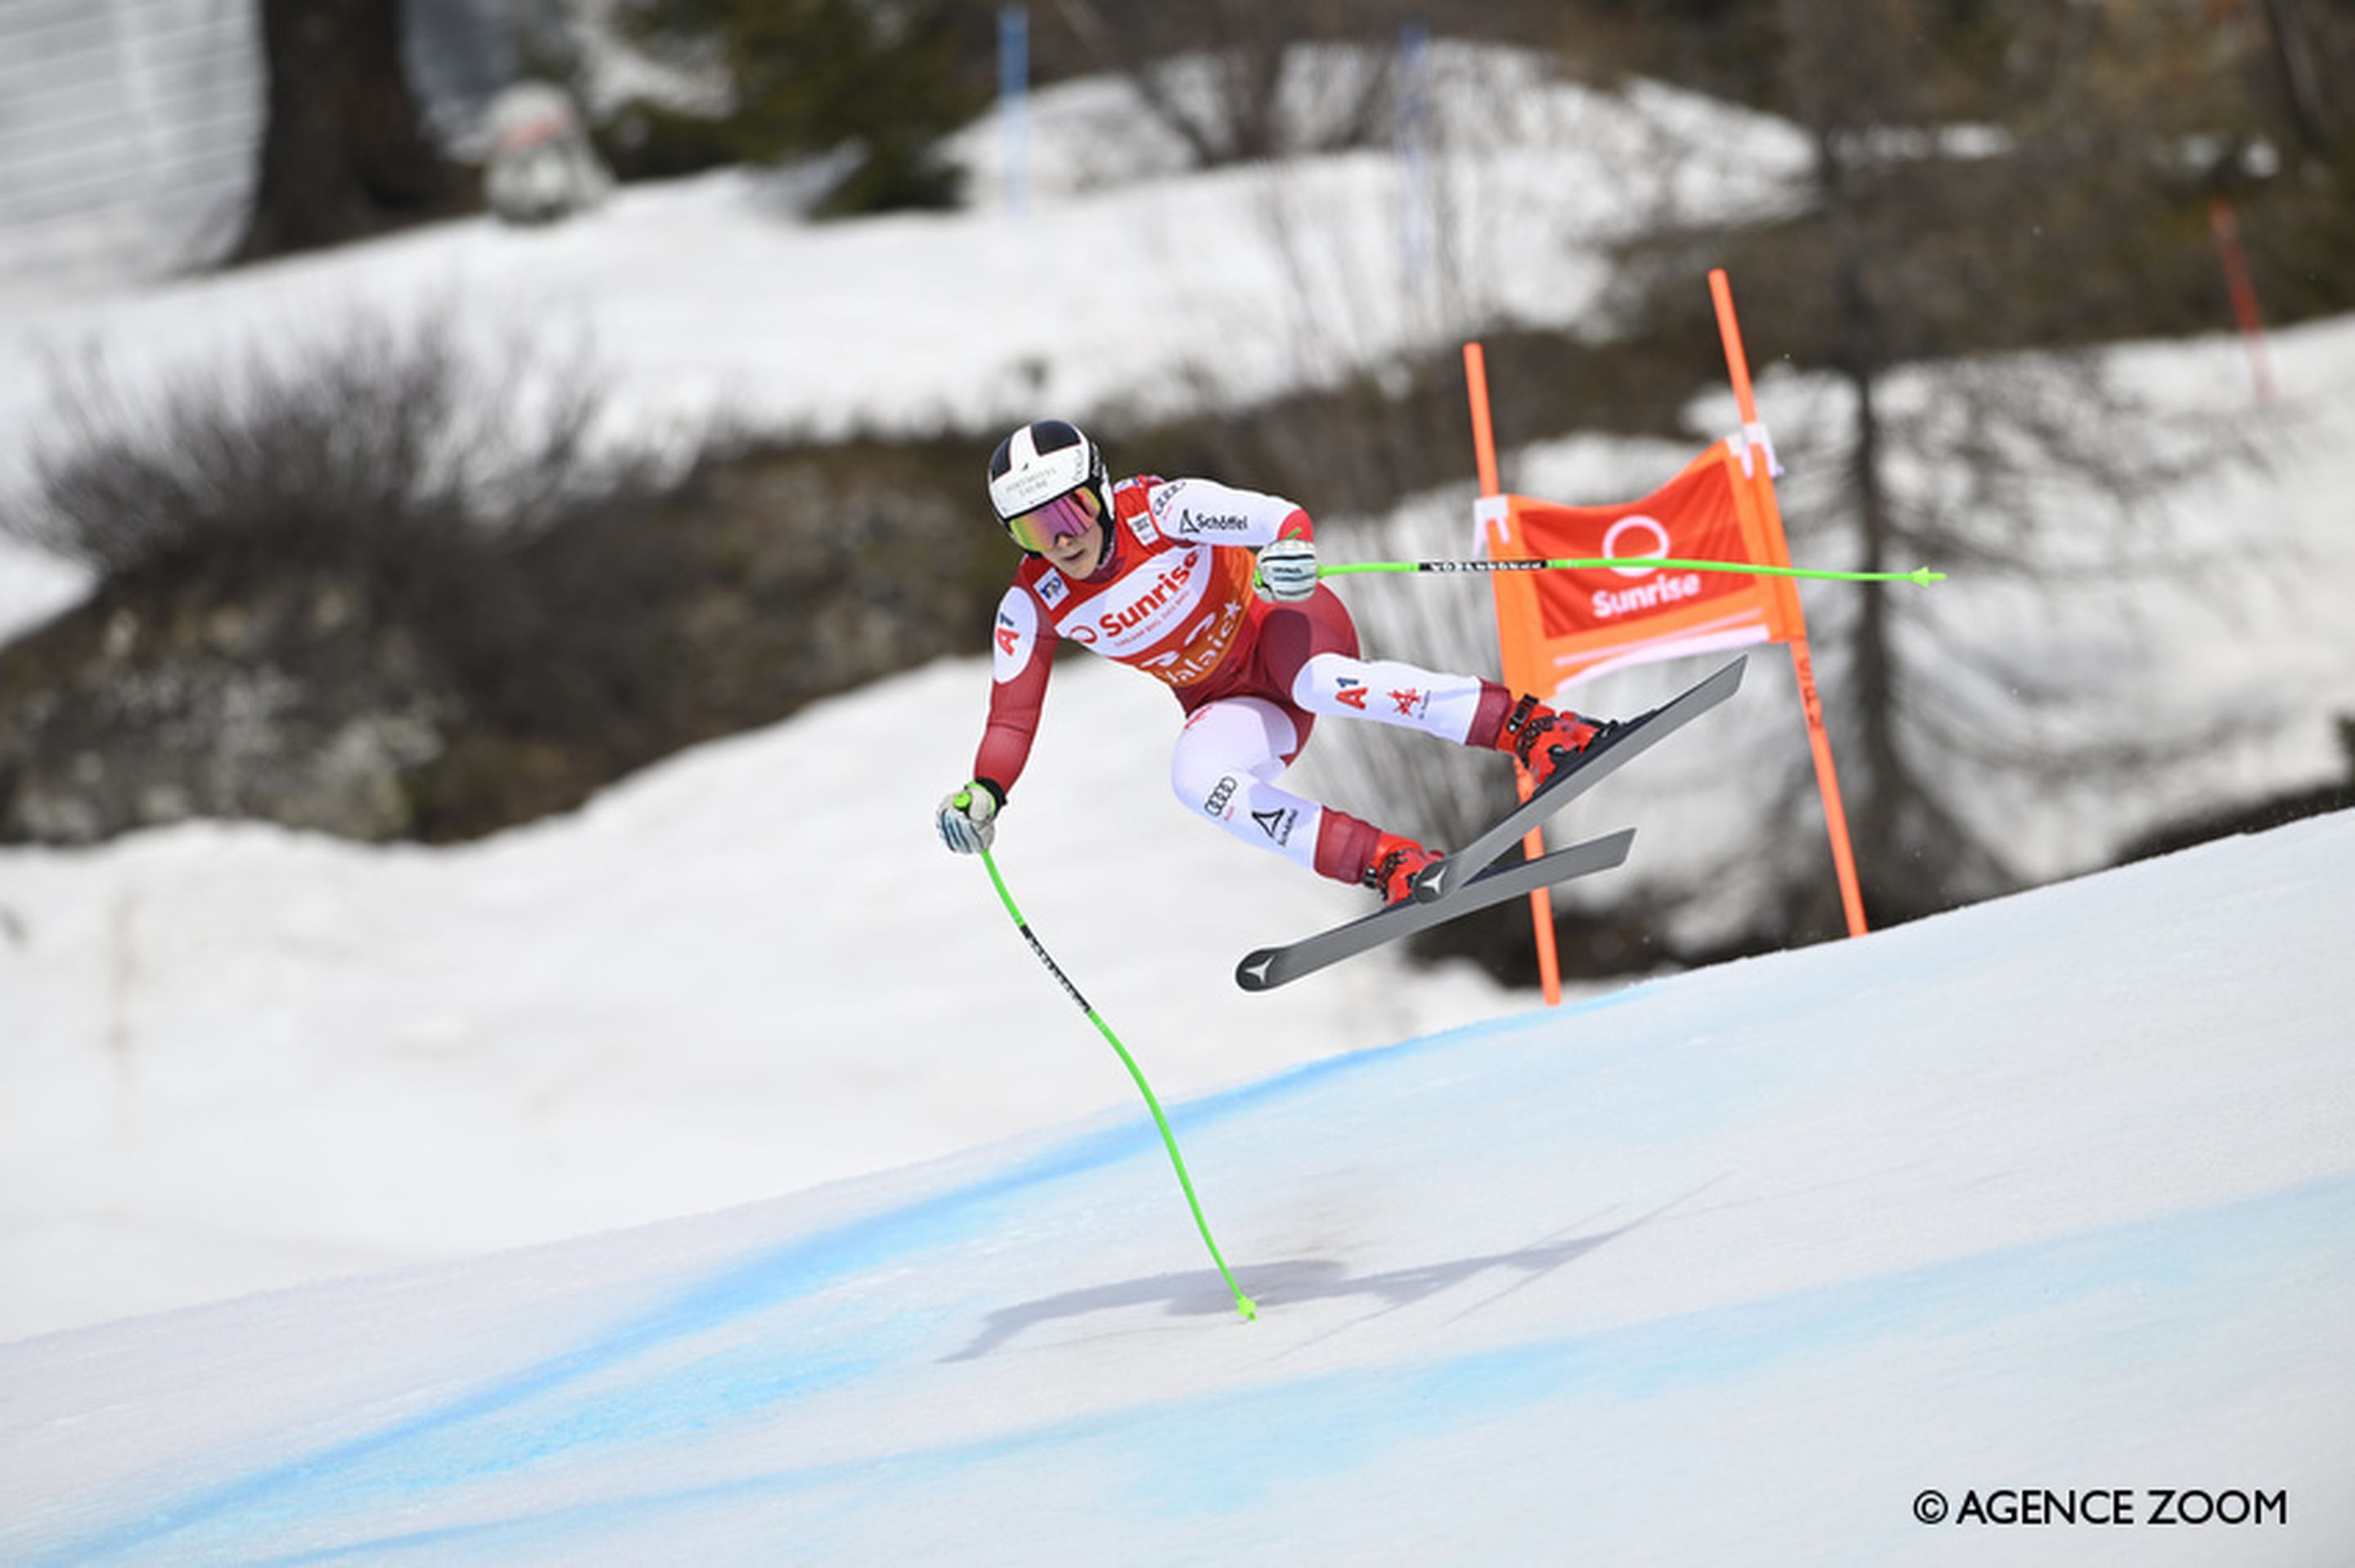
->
[941, 1181, 1716, 1363]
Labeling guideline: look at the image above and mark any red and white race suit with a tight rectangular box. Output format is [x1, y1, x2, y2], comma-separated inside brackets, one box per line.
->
[971, 474, 1514, 885]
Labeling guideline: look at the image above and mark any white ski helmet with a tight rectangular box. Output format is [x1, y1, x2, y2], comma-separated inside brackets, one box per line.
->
[986, 419, 1110, 552]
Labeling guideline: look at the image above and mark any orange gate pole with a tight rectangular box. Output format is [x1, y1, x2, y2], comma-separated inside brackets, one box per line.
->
[2209, 199, 2276, 406]
[1464, 342, 1564, 1003]
[1707, 270, 1869, 937]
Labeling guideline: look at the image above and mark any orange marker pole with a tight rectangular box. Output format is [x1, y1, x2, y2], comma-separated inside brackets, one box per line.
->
[2209, 200, 2276, 406]
[1707, 270, 1868, 938]
[1465, 342, 1563, 1004]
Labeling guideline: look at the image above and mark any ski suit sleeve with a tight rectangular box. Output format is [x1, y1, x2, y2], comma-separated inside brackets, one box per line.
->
[971, 583, 1056, 800]
[1151, 477, 1314, 549]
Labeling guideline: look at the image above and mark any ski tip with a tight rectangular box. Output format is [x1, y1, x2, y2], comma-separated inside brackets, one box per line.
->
[1235, 950, 1281, 992]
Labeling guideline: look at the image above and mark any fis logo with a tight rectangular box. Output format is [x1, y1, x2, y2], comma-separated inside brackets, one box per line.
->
[1389, 688, 1427, 717]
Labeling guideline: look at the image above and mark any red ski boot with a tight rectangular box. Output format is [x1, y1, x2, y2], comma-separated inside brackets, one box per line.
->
[1363, 831, 1444, 905]
[1494, 695, 1613, 787]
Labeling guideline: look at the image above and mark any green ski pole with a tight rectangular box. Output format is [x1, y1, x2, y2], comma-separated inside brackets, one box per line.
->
[1316, 556, 1945, 585]
[971, 828, 1258, 1322]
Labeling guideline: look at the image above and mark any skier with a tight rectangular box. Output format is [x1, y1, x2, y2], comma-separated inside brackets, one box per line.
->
[934, 419, 1617, 903]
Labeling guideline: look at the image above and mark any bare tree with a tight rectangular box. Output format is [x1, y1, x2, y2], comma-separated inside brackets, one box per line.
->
[2245, 0, 2350, 158]
[1042, 0, 1401, 165]
[1133, 4, 2297, 977]
[1589, 0, 2281, 935]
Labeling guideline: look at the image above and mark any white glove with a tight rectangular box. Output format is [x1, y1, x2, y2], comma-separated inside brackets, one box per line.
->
[935, 782, 999, 855]
[1256, 536, 1321, 602]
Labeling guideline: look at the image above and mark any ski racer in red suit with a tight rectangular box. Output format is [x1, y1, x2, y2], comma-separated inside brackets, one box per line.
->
[935, 419, 1616, 903]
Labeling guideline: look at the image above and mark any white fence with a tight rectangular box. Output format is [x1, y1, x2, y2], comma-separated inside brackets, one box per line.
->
[0, 0, 555, 302]
[0, 0, 264, 298]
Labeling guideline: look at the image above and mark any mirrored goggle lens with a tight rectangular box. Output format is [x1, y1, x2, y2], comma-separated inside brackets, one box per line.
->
[1007, 489, 1098, 553]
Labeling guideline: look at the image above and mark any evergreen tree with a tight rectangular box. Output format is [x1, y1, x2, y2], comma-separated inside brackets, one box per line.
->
[623, 0, 990, 214]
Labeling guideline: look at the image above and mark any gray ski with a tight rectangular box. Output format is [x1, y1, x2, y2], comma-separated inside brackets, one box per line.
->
[1235, 829, 1636, 992]
[1414, 656, 1747, 904]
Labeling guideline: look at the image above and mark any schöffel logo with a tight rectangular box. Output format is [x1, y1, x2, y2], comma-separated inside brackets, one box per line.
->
[1251, 806, 1296, 845]
[1178, 509, 1251, 535]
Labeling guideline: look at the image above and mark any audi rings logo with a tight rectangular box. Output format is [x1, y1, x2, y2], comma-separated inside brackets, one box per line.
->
[1602, 514, 1671, 577]
[1203, 777, 1238, 818]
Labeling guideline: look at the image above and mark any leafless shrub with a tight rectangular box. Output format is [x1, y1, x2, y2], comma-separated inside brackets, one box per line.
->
[2, 307, 703, 767]
[11, 309, 648, 581]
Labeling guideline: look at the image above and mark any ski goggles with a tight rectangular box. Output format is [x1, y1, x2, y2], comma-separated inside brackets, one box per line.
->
[1004, 486, 1100, 553]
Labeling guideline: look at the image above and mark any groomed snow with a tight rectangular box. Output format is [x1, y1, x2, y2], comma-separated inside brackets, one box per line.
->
[0, 653, 1541, 1341]
[2, 809, 2349, 1565]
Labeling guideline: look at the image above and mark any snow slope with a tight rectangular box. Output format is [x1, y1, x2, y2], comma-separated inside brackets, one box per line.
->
[6, 45, 2355, 1357]
[0, 657, 1529, 1342]
[3, 810, 2350, 1565]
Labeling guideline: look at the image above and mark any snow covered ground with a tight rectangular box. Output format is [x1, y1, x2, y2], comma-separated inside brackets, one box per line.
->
[0, 47, 1803, 636]
[3, 32, 2353, 1437]
[0, 48, 1801, 494]
[0, 655, 1531, 1342]
[3, 809, 2350, 1565]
